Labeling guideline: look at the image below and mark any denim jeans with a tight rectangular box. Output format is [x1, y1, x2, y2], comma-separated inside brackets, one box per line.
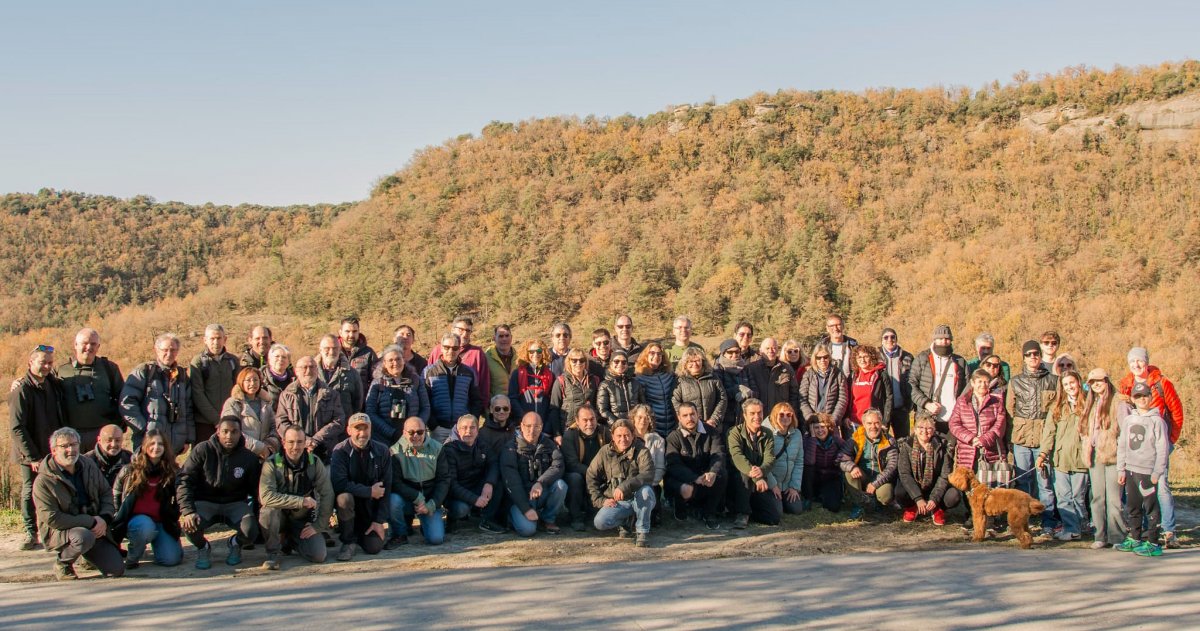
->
[593, 486, 656, 534]
[508, 479, 568, 537]
[1012, 445, 1059, 529]
[1159, 442, 1176, 534]
[389, 493, 446, 545]
[1053, 470, 1090, 536]
[126, 514, 183, 566]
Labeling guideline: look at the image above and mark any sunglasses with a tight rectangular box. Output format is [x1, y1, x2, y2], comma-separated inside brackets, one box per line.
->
[616, 324, 632, 329]
[983, 362, 1001, 368]
[569, 358, 586, 363]
[442, 345, 461, 350]
[528, 348, 543, 353]
[814, 355, 831, 361]
[777, 413, 794, 419]
[882, 335, 897, 340]
[1024, 352, 1040, 358]
[35, 344, 54, 353]
[611, 359, 627, 365]
[405, 429, 426, 436]
[594, 340, 611, 346]
[492, 406, 510, 412]
[1042, 340, 1059, 346]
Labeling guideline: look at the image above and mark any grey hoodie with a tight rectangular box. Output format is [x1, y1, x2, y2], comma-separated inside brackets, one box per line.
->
[1116, 407, 1169, 478]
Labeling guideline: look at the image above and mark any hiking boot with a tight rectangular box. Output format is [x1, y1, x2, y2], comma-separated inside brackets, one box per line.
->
[322, 532, 336, 548]
[571, 519, 587, 532]
[617, 525, 631, 539]
[77, 557, 95, 571]
[336, 543, 356, 562]
[195, 543, 212, 570]
[478, 519, 505, 535]
[902, 507, 918, 523]
[539, 521, 561, 535]
[704, 518, 721, 531]
[932, 509, 946, 526]
[673, 501, 688, 522]
[383, 535, 408, 550]
[1134, 541, 1163, 557]
[733, 514, 750, 530]
[54, 562, 77, 581]
[1114, 537, 1140, 552]
[20, 533, 39, 551]
[262, 553, 281, 571]
[848, 505, 864, 520]
[125, 555, 141, 570]
[634, 533, 649, 548]
[225, 535, 242, 566]
[1163, 532, 1180, 549]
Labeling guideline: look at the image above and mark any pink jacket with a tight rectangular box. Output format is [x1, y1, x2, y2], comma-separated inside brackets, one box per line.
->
[948, 391, 1007, 470]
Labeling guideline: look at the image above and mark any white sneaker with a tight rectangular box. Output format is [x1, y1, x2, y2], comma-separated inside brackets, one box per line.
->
[1089, 540, 1108, 549]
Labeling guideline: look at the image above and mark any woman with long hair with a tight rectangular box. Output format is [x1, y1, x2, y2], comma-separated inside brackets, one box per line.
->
[222, 367, 278, 458]
[508, 338, 554, 422]
[634, 341, 677, 436]
[1037, 369, 1091, 541]
[112, 429, 182, 568]
[548, 348, 600, 439]
[766, 402, 804, 514]
[1080, 368, 1126, 549]
[847, 345, 892, 437]
[671, 346, 727, 434]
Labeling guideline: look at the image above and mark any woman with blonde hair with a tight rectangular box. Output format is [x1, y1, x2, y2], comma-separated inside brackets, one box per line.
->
[549, 348, 599, 439]
[766, 402, 804, 514]
[671, 346, 727, 434]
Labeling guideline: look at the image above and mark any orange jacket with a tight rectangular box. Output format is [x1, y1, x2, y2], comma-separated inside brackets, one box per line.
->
[1118, 366, 1184, 443]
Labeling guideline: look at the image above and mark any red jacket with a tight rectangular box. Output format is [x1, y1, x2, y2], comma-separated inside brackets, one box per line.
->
[1118, 366, 1184, 443]
[948, 391, 1007, 470]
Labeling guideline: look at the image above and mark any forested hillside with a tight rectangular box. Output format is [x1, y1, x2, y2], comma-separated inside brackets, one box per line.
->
[0, 190, 348, 333]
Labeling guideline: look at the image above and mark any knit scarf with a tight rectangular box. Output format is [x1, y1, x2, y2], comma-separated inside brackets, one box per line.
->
[910, 439, 936, 488]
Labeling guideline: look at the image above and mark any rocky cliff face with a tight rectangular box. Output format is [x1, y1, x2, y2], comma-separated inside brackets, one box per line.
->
[1020, 93, 1200, 141]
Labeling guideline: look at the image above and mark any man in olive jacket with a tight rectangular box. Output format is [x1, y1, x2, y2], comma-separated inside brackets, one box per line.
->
[33, 427, 124, 580]
[259, 425, 335, 569]
[587, 419, 656, 546]
[10, 345, 67, 549]
[727, 399, 779, 528]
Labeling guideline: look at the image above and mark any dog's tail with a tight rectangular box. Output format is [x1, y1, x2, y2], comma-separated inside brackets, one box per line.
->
[1029, 499, 1046, 514]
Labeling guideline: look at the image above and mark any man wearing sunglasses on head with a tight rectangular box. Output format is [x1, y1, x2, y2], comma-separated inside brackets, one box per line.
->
[10, 344, 67, 551]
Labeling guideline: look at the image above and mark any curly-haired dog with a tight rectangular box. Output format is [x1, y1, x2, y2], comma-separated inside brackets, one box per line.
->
[948, 467, 1045, 549]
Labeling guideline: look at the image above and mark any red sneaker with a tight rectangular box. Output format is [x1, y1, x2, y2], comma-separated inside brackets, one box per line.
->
[903, 507, 918, 523]
[932, 509, 946, 526]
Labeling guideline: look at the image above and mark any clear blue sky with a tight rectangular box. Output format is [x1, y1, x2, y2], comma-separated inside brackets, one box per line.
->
[1, 1, 1196, 206]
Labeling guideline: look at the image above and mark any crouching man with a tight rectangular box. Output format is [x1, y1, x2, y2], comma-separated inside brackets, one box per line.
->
[259, 425, 334, 570]
[33, 427, 124, 580]
[587, 419, 656, 547]
[178, 415, 261, 569]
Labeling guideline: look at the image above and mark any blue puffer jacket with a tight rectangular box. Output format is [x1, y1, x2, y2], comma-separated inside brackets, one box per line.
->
[636, 370, 677, 437]
[365, 366, 431, 444]
[424, 361, 484, 430]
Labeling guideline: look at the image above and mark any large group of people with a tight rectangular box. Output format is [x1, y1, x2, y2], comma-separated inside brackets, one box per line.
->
[7, 315, 1185, 579]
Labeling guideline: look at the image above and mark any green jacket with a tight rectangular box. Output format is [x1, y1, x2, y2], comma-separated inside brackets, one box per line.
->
[33, 454, 115, 551]
[727, 423, 776, 480]
[1041, 403, 1088, 472]
[259, 451, 335, 529]
[189, 349, 240, 427]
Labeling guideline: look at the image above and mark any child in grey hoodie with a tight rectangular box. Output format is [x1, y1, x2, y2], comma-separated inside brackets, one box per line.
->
[1115, 383, 1170, 556]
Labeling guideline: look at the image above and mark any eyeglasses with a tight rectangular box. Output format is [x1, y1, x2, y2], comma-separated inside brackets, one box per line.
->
[492, 406, 510, 412]
[882, 335, 897, 341]
[35, 344, 54, 353]
[54, 441, 80, 449]
[442, 345, 460, 351]
[569, 358, 586, 363]
[405, 429, 427, 436]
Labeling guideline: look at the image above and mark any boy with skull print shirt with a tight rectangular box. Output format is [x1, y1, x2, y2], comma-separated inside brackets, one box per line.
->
[1115, 383, 1170, 557]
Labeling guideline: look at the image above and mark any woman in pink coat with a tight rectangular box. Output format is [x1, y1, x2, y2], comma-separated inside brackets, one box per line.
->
[948, 369, 1008, 471]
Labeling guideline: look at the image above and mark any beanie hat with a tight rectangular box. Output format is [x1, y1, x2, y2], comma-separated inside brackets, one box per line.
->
[718, 339, 739, 355]
[1127, 347, 1149, 364]
[1021, 340, 1041, 356]
[932, 325, 953, 341]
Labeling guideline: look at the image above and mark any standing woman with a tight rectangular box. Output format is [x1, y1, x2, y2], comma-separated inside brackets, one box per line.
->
[221, 367, 278, 459]
[112, 429, 182, 568]
[549, 349, 600, 439]
[847, 345, 892, 437]
[671, 347, 728, 434]
[508, 338, 554, 422]
[799, 343, 849, 431]
[635, 342, 677, 437]
[364, 345, 431, 446]
[260, 344, 295, 411]
[947, 369, 1007, 527]
[766, 402, 805, 515]
[1037, 370, 1091, 541]
[781, 339, 808, 383]
[981, 354, 1008, 397]
[1081, 368, 1126, 549]
[596, 350, 644, 425]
